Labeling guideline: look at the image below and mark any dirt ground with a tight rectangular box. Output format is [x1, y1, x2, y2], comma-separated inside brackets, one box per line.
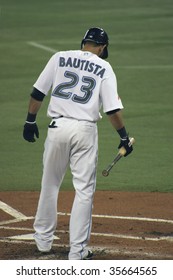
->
[0, 191, 173, 260]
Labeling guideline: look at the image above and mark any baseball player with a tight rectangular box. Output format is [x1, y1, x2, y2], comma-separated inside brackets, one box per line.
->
[23, 27, 133, 260]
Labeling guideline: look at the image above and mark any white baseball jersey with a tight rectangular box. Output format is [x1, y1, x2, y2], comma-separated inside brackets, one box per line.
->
[34, 50, 123, 122]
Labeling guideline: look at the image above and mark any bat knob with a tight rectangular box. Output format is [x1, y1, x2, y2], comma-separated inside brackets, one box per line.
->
[102, 170, 109, 177]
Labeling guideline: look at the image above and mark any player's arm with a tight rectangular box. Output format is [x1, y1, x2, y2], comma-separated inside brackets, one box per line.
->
[107, 109, 124, 130]
[106, 109, 133, 157]
[23, 88, 45, 143]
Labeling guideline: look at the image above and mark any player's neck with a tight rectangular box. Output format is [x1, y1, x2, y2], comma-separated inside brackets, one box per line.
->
[82, 45, 101, 57]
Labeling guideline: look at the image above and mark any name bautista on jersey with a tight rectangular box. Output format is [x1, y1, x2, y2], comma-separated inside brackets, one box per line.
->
[59, 57, 106, 78]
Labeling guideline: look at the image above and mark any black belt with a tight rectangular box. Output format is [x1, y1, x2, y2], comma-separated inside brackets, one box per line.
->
[52, 116, 63, 119]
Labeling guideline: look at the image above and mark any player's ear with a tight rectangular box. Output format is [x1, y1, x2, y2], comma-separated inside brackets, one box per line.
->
[98, 45, 106, 57]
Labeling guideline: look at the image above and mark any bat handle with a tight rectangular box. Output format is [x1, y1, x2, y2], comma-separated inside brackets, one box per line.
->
[102, 137, 135, 177]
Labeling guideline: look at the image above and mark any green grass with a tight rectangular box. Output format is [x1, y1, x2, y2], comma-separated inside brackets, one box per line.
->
[0, 0, 173, 192]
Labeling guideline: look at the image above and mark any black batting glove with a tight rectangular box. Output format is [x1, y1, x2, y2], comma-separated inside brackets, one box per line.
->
[118, 136, 133, 157]
[23, 122, 39, 142]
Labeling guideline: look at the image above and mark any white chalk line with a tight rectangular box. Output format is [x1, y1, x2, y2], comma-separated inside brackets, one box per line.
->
[58, 211, 173, 225]
[0, 216, 33, 226]
[27, 41, 173, 69]
[1, 211, 173, 226]
[0, 201, 27, 220]
[1, 226, 173, 243]
[0, 202, 173, 225]
[27, 41, 58, 53]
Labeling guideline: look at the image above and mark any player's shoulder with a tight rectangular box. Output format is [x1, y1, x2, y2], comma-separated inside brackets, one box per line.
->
[98, 56, 112, 68]
[94, 56, 114, 76]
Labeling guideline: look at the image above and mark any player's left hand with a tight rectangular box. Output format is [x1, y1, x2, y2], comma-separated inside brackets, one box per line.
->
[118, 136, 133, 157]
[23, 122, 39, 142]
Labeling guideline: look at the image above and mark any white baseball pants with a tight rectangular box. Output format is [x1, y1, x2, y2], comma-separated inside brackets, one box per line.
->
[33, 117, 98, 259]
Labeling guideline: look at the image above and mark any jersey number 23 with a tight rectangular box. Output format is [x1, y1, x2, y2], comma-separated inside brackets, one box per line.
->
[52, 71, 96, 104]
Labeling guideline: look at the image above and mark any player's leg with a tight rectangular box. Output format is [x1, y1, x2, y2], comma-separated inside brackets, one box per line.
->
[68, 121, 98, 260]
[33, 125, 70, 252]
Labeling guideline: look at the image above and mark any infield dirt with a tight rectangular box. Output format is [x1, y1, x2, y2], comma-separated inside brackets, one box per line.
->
[0, 191, 173, 260]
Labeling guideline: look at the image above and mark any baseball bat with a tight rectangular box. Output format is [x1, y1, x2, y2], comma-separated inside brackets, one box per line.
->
[102, 137, 135, 177]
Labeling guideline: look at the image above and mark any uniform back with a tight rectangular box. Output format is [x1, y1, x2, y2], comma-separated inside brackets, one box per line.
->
[34, 50, 123, 121]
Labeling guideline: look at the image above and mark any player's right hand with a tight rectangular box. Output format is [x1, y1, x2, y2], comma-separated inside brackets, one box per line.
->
[23, 122, 39, 142]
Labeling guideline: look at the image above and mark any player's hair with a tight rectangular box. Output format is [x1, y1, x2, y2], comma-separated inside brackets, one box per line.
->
[83, 41, 103, 47]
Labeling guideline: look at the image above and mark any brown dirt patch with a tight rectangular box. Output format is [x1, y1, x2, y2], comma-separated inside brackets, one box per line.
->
[0, 191, 173, 260]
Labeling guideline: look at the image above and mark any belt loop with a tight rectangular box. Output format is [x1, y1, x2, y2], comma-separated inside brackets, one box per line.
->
[48, 121, 57, 128]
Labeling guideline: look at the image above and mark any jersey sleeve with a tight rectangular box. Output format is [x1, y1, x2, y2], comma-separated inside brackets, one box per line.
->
[100, 65, 123, 113]
[33, 53, 57, 95]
